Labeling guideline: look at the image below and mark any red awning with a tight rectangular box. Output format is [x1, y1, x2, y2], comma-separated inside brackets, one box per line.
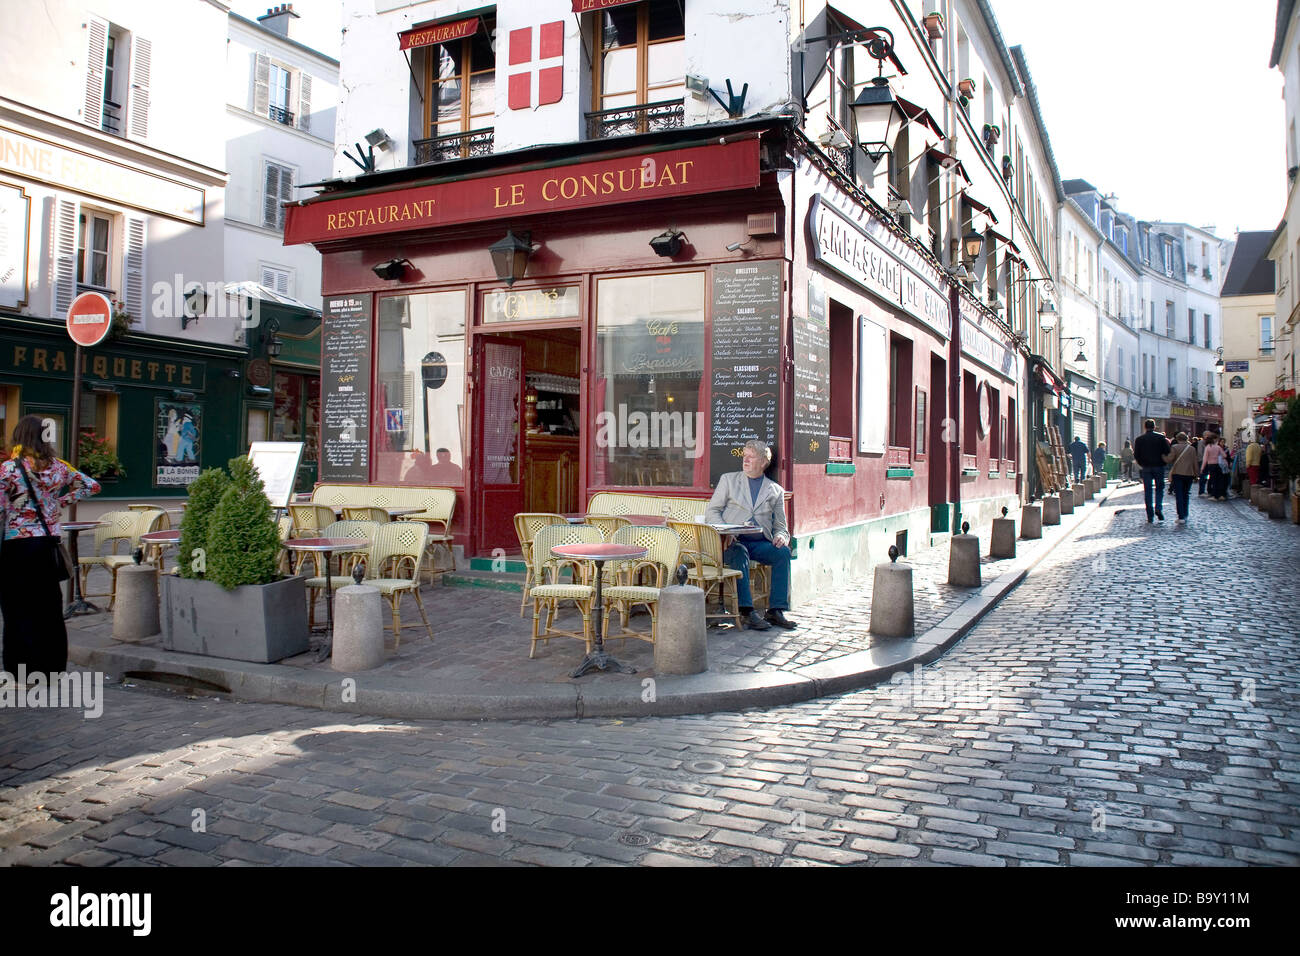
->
[963, 192, 999, 224]
[896, 96, 944, 139]
[571, 0, 641, 12]
[398, 15, 481, 51]
[926, 147, 970, 184]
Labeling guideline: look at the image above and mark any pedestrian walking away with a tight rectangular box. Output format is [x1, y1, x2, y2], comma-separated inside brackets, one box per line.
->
[1069, 436, 1088, 483]
[1091, 441, 1107, 477]
[0, 414, 101, 679]
[1120, 439, 1135, 482]
[1163, 431, 1198, 522]
[1203, 436, 1230, 500]
[1132, 419, 1171, 523]
[706, 438, 796, 631]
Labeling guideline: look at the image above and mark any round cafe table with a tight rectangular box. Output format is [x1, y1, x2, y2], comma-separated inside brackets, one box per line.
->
[61, 520, 103, 618]
[141, 529, 181, 571]
[551, 542, 647, 678]
[282, 537, 368, 662]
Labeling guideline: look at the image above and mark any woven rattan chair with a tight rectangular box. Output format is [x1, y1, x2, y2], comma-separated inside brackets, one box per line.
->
[667, 521, 743, 629]
[79, 509, 157, 607]
[289, 504, 339, 538]
[365, 521, 432, 647]
[342, 506, 391, 523]
[303, 520, 381, 626]
[600, 525, 680, 646]
[527, 523, 603, 659]
[513, 512, 568, 617]
[585, 514, 631, 541]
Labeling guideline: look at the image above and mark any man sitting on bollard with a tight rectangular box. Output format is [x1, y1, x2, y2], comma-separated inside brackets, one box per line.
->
[706, 439, 795, 631]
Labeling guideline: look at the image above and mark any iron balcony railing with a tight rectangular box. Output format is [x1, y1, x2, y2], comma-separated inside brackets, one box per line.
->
[268, 105, 295, 126]
[414, 128, 495, 165]
[585, 98, 684, 140]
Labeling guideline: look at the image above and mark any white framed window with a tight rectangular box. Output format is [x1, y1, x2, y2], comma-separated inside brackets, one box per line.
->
[260, 263, 293, 296]
[254, 54, 312, 131]
[1261, 314, 1274, 353]
[84, 18, 149, 140]
[77, 210, 113, 290]
[52, 199, 145, 321]
[262, 161, 294, 230]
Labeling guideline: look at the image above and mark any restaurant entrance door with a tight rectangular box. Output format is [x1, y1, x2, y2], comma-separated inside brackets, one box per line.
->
[472, 327, 583, 555]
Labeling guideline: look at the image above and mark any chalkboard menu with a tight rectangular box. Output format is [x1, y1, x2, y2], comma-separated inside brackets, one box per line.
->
[320, 293, 372, 481]
[793, 276, 830, 464]
[710, 261, 782, 485]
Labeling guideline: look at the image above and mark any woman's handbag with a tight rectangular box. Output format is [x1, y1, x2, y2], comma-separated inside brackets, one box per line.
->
[16, 459, 73, 582]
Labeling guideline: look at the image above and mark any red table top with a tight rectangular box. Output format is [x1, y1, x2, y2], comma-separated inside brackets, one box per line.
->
[624, 514, 668, 526]
[141, 530, 181, 543]
[284, 537, 368, 551]
[551, 543, 648, 561]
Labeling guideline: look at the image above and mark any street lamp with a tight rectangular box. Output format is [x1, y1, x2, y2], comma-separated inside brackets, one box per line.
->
[1214, 347, 1225, 374]
[1037, 299, 1057, 333]
[1062, 336, 1088, 365]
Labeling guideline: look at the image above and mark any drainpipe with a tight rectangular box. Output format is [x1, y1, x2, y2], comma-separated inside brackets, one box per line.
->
[949, 284, 962, 531]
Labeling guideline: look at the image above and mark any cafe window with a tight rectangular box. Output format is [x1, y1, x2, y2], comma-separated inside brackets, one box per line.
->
[828, 300, 854, 439]
[0, 386, 20, 458]
[593, 271, 705, 489]
[963, 371, 977, 451]
[273, 372, 320, 466]
[425, 16, 496, 138]
[888, 334, 912, 449]
[77, 211, 112, 290]
[593, 1, 686, 113]
[78, 390, 120, 460]
[374, 291, 467, 485]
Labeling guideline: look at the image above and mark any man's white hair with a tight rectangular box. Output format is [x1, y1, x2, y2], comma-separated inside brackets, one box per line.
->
[744, 439, 772, 461]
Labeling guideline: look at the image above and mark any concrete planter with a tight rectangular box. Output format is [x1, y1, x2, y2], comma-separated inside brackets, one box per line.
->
[162, 574, 310, 663]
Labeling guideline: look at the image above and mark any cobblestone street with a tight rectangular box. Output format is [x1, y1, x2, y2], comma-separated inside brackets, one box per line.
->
[2, 484, 1298, 867]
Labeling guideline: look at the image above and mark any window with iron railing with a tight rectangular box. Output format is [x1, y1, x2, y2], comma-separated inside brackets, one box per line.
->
[413, 15, 495, 163]
[588, 0, 684, 139]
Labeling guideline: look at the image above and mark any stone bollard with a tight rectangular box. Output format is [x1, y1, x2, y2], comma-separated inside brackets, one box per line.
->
[1253, 487, 1268, 510]
[1042, 495, 1062, 525]
[1268, 492, 1287, 520]
[655, 566, 708, 675]
[949, 523, 981, 588]
[869, 546, 914, 638]
[1021, 503, 1043, 539]
[990, 508, 1016, 559]
[332, 584, 385, 671]
[1088, 477, 1099, 497]
[1060, 489, 1075, 515]
[1073, 484, 1087, 507]
[113, 563, 160, 642]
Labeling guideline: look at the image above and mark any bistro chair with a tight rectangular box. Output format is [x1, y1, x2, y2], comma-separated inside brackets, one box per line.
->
[303, 521, 382, 628]
[527, 523, 602, 660]
[78, 509, 153, 608]
[289, 504, 339, 538]
[401, 492, 457, 585]
[586, 514, 630, 541]
[513, 512, 568, 617]
[342, 506, 391, 523]
[600, 525, 680, 647]
[667, 520, 744, 630]
[365, 521, 432, 647]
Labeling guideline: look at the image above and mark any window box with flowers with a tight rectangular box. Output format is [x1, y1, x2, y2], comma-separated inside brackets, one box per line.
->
[108, 301, 136, 341]
[78, 430, 125, 481]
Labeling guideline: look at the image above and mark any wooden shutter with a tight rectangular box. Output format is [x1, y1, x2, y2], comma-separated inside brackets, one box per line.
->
[123, 215, 146, 324]
[297, 72, 312, 131]
[263, 162, 281, 228]
[84, 17, 109, 128]
[52, 199, 79, 316]
[127, 36, 151, 141]
[254, 53, 270, 117]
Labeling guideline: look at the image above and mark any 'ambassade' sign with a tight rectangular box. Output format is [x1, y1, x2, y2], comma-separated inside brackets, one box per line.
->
[284, 139, 760, 245]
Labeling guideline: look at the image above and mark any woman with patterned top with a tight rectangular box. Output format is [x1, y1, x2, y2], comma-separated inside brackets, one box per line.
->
[0, 415, 100, 678]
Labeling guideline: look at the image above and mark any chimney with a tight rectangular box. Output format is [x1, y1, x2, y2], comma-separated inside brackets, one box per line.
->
[257, 3, 299, 38]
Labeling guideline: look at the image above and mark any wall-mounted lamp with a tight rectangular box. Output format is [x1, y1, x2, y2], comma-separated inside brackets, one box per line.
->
[1037, 300, 1058, 333]
[364, 128, 394, 152]
[489, 230, 533, 285]
[372, 258, 412, 281]
[264, 317, 283, 359]
[86, 382, 119, 394]
[946, 263, 973, 281]
[888, 197, 915, 219]
[649, 229, 686, 258]
[1062, 336, 1088, 364]
[853, 79, 906, 164]
[817, 128, 850, 149]
[181, 286, 208, 330]
[962, 230, 984, 264]
[1214, 347, 1225, 374]
[726, 238, 756, 253]
[171, 389, 196, 401]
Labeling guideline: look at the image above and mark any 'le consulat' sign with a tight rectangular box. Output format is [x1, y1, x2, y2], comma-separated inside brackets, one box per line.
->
[808, 194, 950, 340]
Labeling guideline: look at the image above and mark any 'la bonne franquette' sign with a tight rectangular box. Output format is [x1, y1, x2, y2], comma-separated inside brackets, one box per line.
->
[283, 139, 760, 246]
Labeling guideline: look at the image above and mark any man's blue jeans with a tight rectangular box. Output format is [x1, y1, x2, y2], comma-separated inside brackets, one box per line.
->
[1140, 465, 1166, 518]
[723, 538, 791, 611]
[1073, 459, 1086, 482]
[1170, 474, 1194, 519]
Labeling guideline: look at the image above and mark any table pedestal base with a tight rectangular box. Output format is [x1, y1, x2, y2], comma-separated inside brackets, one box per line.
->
[63, 597, 100, 619]
[570, 648, 636, 678]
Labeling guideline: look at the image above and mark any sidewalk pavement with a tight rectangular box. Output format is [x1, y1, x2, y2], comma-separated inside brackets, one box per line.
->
[66, 482, 1124, 721]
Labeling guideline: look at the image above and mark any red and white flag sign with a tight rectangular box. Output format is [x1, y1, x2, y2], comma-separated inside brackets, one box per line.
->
[508, 21, 564, 110]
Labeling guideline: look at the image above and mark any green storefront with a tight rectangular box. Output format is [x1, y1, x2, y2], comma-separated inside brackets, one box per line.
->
[243, 297, 322, 493]
[0, 315, 246, 500]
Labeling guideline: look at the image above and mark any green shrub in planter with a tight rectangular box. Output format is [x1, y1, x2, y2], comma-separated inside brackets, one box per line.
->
[178, 467, 231, 579]
[1276, 407, 1300, 483]
[205, 456, 281, 590]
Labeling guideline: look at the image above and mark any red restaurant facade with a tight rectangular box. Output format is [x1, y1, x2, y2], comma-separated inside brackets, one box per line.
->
[285, 118, 1021, 601]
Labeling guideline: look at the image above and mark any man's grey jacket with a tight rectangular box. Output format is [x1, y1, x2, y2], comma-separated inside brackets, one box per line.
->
[705, 472, 789, 541]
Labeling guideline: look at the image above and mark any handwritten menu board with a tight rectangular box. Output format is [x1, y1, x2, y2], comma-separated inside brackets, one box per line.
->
[793, 276, 830, 464]
[710, 261, 782, 485]
[320, 294, 372, 481]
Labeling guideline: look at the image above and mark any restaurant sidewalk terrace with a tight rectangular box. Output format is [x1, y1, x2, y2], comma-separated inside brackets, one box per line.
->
[66, 483, 1121, 720]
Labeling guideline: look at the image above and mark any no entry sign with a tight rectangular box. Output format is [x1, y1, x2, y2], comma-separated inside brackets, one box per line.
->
[67, 291, 113, 347]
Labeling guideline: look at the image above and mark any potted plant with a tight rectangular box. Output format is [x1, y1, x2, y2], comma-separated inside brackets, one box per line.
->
[957, 77, 976, 97]
[1273, 407, 1300, 522]
[162, 456, 309, 662]
[108, 301, 136, 341]
[77, 430, 126, 480]
[982, 123, 1001, 149]
[923, 12, 944, 39]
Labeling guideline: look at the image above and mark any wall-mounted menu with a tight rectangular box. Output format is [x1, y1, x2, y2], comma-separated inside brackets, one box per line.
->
[320, 293, 372, 481]
[793, 276, 830, 464]
[710, 261, 782, 485]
